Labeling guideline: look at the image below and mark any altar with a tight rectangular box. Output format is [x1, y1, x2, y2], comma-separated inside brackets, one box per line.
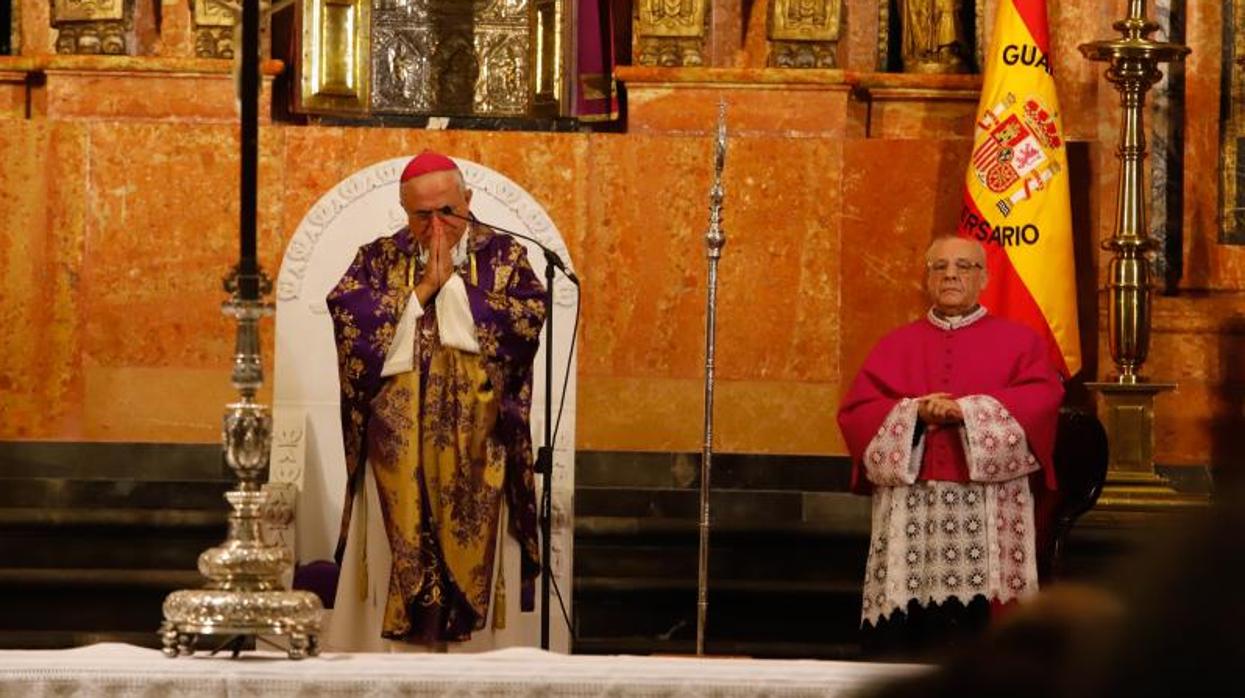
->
[0, 644, 926, 697]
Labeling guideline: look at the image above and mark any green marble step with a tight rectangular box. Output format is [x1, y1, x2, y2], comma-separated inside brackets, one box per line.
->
[571, 585, 864, 652]
[574, 487, 871, 536]
[0, 568, 205, 634]
[574, 536, 868, 586]
[0, 477, 231, 511]
[0, 442, 226, 481]
[575, 451, 853, 492]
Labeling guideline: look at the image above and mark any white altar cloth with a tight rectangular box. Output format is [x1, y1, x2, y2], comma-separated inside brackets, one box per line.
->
[0, 643, 928, 697]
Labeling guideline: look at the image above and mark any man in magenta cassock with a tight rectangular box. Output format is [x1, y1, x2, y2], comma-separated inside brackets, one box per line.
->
[837, 235, 1063, 653]
[323, 151, 547, 650]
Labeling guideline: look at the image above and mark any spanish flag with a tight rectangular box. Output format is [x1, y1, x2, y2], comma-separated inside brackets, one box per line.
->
[957, 0, 1080, 378]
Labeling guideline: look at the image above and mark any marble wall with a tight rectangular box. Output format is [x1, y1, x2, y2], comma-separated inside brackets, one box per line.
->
[1, 0, 1242, 474]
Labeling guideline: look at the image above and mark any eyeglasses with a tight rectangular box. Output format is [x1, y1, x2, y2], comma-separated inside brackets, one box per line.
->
[407, 205, 462, 230]
[927, 260, 984, 275]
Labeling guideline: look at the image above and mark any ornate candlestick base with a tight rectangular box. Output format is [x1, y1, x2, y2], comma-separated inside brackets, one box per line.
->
[1086, 381, 1205, 511]
[159, 488, 323, 659]
[160, 280, 323, 659]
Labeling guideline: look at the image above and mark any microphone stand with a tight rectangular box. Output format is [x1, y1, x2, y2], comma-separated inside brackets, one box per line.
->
[447, 209, 577, 651]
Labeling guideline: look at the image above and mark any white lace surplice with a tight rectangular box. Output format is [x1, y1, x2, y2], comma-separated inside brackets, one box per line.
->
[860, 395, 1040, 627]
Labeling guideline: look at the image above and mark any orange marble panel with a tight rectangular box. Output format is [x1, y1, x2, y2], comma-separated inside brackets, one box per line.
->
[738, 0, 771, 69]
[273, 126, 355, 256]
[1152, 384, 1245, 470]
[0, 73, 28, 119]
[80, 121, 284, 371]
[273, 127, 590, 265]
[577, 376, 844, 455]
[18, 0, 53, 55]
[41, 61, 275, 123]
[1048, 0, 1109, 143]
[81, 366, 240, 441]
[1147, 312, 1245, 388]
[578, 133, 841, 384]
[862, 89, 978, 139]
[710, 136, 843, 383]
[578, 132, 720, 380]
[1091, 293, 1245, 469]
[709, 0, 746, 67]
[0, 121, 89, 438]
[619, 68, 851, 137]
[843, 0, 881, 71]
[839, 137, 968, 382]
[1181, 0, 1238, 291]
[150, 0, 196, 58]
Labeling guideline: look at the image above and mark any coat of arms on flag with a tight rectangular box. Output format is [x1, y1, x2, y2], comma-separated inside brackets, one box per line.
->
[971, 94, 1065, 217]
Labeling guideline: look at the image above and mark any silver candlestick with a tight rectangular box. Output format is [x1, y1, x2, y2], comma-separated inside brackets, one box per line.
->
[159, 270, 323, 659]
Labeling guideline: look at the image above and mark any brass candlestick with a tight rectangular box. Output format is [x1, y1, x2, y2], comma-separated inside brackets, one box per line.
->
[1079, 1, 1201, 511]
[1079, 0, 1187, 384]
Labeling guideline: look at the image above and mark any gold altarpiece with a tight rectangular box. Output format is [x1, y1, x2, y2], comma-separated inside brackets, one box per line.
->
[297, 0, 567, 118]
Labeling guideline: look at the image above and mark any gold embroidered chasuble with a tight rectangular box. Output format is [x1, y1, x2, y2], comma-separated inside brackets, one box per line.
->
[327, 225, 546, 642]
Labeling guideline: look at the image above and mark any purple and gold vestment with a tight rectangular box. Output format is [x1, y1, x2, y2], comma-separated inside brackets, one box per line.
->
[327, 224, 546, 642]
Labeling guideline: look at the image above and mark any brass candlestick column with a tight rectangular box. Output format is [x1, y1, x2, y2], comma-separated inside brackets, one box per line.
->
[1079, 1, 1201, 511]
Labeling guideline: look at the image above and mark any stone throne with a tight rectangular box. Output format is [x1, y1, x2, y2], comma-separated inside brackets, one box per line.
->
[269, 156, 578, 652]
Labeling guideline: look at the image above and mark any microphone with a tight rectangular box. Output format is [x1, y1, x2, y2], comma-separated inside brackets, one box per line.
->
[434, 207, 579, 286]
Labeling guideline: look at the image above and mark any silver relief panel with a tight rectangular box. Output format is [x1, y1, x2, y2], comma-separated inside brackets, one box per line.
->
[371, 0, 530, 116]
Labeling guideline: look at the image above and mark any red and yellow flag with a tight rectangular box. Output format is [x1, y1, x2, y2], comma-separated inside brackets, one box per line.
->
[957, 0, 1080, 377]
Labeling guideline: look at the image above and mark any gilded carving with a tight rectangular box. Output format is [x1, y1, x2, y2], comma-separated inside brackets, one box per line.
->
[50, 0, 131, 54]
[475, 30, 529, 114]
[300, 0, 564, 117]
[53, 0, 122, 23]
[770, 0, 840, 41]
[768, 0, 840, 68]
[372, 26, 435, 111]
[299, 0, 371, 114]
[769, 42, 836, 68]
[194, 26, 234, 58]
[1221, 1, 1245, 243]
[899, 0, 968, 73]
[634, 0, 705, 67]
[369, 0, 535, 117]
[477, 0, 526, 22]
[190, 0, 234, 58]
[876, 0, 979, 73]
[193, 0, 234, 26]
[9, 0, 21, 55]
[636, 0, 705, 37]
